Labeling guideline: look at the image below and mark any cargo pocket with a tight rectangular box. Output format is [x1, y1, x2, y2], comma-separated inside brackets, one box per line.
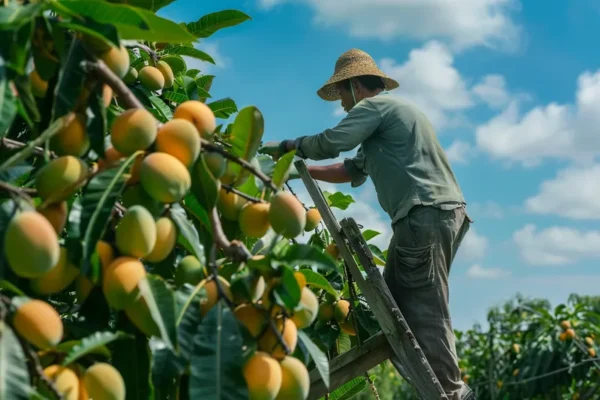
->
[394, 243, 435, 290]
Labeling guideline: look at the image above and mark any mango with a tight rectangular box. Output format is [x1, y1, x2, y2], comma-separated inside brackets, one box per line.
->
[138, 66, 164, 91]
[110, 108, 157, 156]
[49, 113, 89, 157]
[200, 276, 233, 316]
[217, 188, 247, 221]
[234, 304, 268, 338]
[140, 152, 191, 203]
[103, 257, 147, 310]
[123, 67, 138, 85]
[100, 44, 130, 79]
[294, 272, 306, 290]
[43, 365, 80, 400]
[317, 303, 334, 323]
[84, 363, 126, 400]
[12, 299, 63, 349]
[243, 351, 282, 400]
[145, 217, 177, 263]
[268, 192, 306, 239]
[30, 69, 48, 98]
[115, 205, 157, 258]
[304, 208, 321, 231]
[103, 84, 113, 107]
[126, 153, 144, 185]
[291, 287, 318, 329]
[124, 294, 160, 337]
[239, 202, 271, 238]
[38, 201, 68, 234]
[258, 317, 298, 360]
[5, 210, 60, 278]
[334, 299, 351, 323]
[30, 247, 79, 295]
[156, 60, 174, 88]
[326, 243, 339, 260]
[121, 184, 163, 217]
[174, 255, 205, 287]
[204, 151, 226, 178]
[97, 146, 125, 171]
[173, 100, 216, 139]
[35, 156, 88, 202]
[232, 275, 266, 304]
[275, 356, 310, 400]
[155, 118, 201, 168]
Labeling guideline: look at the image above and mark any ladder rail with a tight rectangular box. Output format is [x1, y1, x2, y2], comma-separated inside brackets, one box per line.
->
[295, 159, 448, 400]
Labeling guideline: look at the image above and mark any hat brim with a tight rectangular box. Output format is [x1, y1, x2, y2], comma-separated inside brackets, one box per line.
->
[317, 70, 399, 101]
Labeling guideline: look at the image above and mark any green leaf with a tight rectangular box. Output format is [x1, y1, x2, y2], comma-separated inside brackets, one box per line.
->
[186, 69, 201, 78]
[106, 0, 176, 12]
[337, 332, 352, 354]
[207, 98, 237, 119]
[170, 203, 206, 265]
[57, 18, 120, 49]
[13, 74, 40, 125]
[78, 152, 142, 281]
[181, 194, 213, 253]
[148, 95, 173, 122]
[163, 45, 214, 64]
[298, 330, 330, 389]
[323, 191, 355, 210]
[186, 10, 251, 38]
[0, 165, 33, 185]
[299, 269, 338, 298]
[150, 347, 186, 399]
[327, 376, 367, 400]
[0, 3, 43, 28]
[276, 243, 337, 272]
[0, 16, 34, 75]
[191, 153, 221, 211]
[273, 265, 302, 311]
[367, 244, 386, 266]
[0, 61, 17, 137]
[196, 75, 215, 92]
[161, 90, 188, 105]
[0, 280, 25, 296]
[138, 276, 177, 350]
[362, 229, 380, 242]
[86, 82, 108, 158]
[50, 0, 196, 43]
[0, 322, 32, 400]
[189, 302, 249, 400]
[51, 38, 88, 121]
[160, 55, 186, 75]
[61, 331, 132, 366]
[272, 150, 296, 189]
[223, 106, 263, 182]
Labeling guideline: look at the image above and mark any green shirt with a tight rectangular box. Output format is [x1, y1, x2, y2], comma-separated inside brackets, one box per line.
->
[294, 91, 466, 225]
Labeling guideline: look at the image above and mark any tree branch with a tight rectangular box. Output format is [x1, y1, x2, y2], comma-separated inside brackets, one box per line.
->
[209, 207, 251, 263]
[222, 184, 264, 203]
[1, 138, 55, 158]
[0, 181, 35, 205]
[127, 43, 158, 62]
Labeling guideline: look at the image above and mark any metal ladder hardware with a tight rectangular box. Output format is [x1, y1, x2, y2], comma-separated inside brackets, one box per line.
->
[294, 160, 448, 400]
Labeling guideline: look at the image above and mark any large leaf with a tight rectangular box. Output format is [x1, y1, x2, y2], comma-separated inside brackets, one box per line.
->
[298, 330, 330, 389]
[0, 9, 35, 75]
[186, 10, 251, 38]
[191, 153, 220, 211]
[150, 346, 186, 399]
[196, 75, 215, 93]
[78, 151, 142, 281]
[161, 90, 188, 105]
[0, 165, 33, 185]
[275, 243, 337, 272]
[160, 55, 186, 75]
[106, 0, 176, 12]
[326, 376, 368, 400]
[51, 38, 88, 121]
[51, 1, 197, 43]
[299, 269, 338, 298]
[148, 95, 173, 122]
[138, 276, 177, 351]
[169, 203, 206, 266]
[0, 3, 43, 28]
[163, 45, 214, 64]
[362, 229, 381, 242]
[271, 150, 296, 189]
[0, 61, 17, 137]
[189, 301, 249, 400]
[323, 191, 355, 210]
[61, 331, 132, 366]
[86, 82, 108, 158]
[207, 98, 237, 119]
[224, 106, 264, 183]
[0, 322, 32, 400]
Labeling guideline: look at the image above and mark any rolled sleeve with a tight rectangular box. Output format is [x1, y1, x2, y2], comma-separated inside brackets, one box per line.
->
[343, 147, 368, 188]
[295, 99, 382, 161]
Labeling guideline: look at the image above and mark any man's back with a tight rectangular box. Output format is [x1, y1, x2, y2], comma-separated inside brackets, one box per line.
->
[350, 92, 466, 225]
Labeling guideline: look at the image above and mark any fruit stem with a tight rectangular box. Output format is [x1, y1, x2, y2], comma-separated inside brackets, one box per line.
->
[1, 138, 56, 159]
[222, 183, 264, 203]
[127, 43, 158, 63]
[0, 181, 35, 206]
[207, 243, 235, 309]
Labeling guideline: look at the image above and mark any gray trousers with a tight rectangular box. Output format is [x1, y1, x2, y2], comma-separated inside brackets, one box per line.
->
[383, 205, 471, 399]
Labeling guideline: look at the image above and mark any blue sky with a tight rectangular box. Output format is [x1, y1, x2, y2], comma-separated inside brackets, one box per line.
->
[159, 0, 600, 330]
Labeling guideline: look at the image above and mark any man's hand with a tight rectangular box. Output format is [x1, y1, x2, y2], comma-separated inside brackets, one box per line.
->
[258, 140, 288, 160]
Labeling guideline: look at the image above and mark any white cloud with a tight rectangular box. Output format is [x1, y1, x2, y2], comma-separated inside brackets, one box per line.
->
[467, 201, 504, 220]
[455, 227, 488, 262]
[524, 164, 600, 220]
[476, 69, 600, 166]
[258, 0, 521, 52]
[445, 140, 473, 165]
[513, 224, 600, 266]
[380, 41, 475, 130]
[466, 264, 511, 279]
[472, 74, 510, 109]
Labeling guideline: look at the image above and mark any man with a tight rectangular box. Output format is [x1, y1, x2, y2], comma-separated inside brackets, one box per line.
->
[258, 48, 474, 400]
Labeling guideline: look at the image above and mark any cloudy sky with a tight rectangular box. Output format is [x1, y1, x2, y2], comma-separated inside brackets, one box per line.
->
[159, 0, 600, 331]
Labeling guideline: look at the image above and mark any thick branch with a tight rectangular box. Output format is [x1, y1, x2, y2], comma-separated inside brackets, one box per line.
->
[0, 181, 34, 205]
[209, 207, 251, 262]
[222, 184, 264, 203]
[84, 60, 144, 110]
[1, 138, 56, 159]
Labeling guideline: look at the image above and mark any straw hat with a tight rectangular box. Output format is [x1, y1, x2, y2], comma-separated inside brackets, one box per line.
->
[317, 48, 400, 101]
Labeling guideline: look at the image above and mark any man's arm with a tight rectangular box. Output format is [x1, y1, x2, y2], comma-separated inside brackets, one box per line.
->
[306, 163, 352, 183]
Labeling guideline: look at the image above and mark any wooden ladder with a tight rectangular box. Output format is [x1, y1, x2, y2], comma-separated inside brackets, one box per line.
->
[294, 160, 448, 400]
